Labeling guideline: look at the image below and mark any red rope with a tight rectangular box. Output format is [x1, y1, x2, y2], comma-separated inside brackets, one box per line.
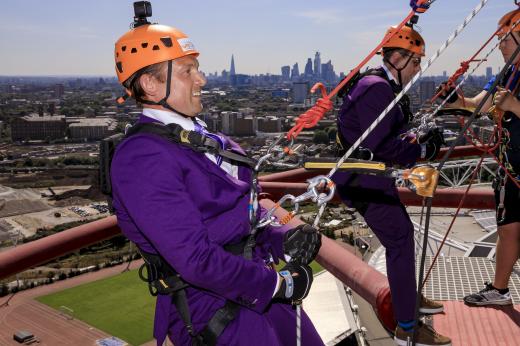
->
[285, 1, 430, 140]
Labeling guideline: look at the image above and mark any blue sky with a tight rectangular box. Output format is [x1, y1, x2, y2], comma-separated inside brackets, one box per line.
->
[0, 0, 516, 77]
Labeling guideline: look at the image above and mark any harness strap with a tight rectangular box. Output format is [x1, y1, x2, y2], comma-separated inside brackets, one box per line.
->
[199, 301, 241, 345]
[138, 238, 248, 346]
[126, 122, 257, 168]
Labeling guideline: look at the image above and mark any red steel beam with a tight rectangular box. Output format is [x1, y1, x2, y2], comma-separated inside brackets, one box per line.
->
[0, 216, 120, 280]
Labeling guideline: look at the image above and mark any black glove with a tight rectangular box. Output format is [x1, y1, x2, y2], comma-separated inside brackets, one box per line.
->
[419, 128, 445, 160]
[436, 82, 458, 104]
[283, 224, 321, 265]
[274, 262, 313, 302]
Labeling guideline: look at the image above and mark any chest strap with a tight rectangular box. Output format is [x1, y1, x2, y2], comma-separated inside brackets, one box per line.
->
[125, 122, 257, 168]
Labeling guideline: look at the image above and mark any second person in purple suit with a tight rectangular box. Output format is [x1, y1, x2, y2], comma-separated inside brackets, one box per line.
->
[332, 23, 450, 346]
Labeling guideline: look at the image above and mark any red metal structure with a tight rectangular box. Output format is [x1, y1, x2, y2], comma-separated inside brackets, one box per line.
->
[0, 144, 505, 339]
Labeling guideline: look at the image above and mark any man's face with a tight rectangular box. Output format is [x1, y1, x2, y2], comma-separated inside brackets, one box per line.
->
[396, 51, 422, 85]
[161, 56, 206, 117]
[499, 32, 520, 65]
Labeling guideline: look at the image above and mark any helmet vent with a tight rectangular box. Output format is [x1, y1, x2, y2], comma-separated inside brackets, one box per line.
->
[160, 37, 173, 47]
[122, 46, 127, 52]
[131, 48, 138, 54]
[141, 43, 148, 48]
[116, 62, 123, 73]
[415, 40, 421, 46]
[152, 45, 160, 51]
[399, 35, 403, 39]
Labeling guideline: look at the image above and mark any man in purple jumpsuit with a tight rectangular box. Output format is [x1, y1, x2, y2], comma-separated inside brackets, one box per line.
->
[110, 3, 322, 346]
[332, 24, 450, 346]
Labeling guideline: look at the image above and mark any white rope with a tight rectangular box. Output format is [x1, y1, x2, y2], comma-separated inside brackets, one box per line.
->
[326, 0, 489, 179]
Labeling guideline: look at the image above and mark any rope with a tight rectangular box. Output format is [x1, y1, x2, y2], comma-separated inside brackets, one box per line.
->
[286, 0, 431, 140]
[326, 0, 490, 180]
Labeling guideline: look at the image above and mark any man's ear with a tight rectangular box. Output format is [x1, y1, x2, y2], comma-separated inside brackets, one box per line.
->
[139, 74, 159, 100]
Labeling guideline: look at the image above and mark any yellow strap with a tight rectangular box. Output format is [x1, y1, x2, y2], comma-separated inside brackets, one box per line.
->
[304, 162, 386, 171]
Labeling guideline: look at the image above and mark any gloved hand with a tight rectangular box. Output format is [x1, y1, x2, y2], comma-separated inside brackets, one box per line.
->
[417, 127, 444, 144]
[274, 262, 313, 302]
[410, 0, 430, 13]
[419, 128, 445, 160]
[283, 224, 321, 265]
[436, 82, 458, 104]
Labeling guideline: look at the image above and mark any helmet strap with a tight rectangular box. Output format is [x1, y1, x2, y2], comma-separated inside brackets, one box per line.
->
[137, 60, 191, 117]
[384, 53, 413, 86]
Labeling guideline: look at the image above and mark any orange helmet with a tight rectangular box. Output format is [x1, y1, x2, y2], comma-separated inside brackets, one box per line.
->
[115, 24, 199, 83]
[382, 25, 425, 56]
[497, 9, 520, 37]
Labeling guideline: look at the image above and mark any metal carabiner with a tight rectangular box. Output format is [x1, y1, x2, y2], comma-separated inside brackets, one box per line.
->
[306, 176, 336, 206]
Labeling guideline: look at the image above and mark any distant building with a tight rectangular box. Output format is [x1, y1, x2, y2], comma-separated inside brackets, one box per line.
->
[54, 84, 65, 98]
[486, 67, 493, 81]
[419, 80, 436, 105]
[257, 117, 282, 132]
[11, 114, 67, 141]
[314, 52, 321, 78]
[234, 117, 256, 136]
[281, 66, 290, 81]
[221, 111, 239, 135]
[271, 89, 289, 98]
[304, 58, 313, 77]
[292, 82, 309, 104]
[291, 63, 300, 80]
[321, 60, 336, 84]
[67, 117, 117, 141]
[230, 55, 236, 76]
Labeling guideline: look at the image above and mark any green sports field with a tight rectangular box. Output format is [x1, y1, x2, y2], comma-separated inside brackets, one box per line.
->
[37, 261, 323, 346]
[37, 269, 155, 345]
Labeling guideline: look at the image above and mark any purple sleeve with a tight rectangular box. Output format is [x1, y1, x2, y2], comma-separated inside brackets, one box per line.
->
[111, 137, 277, 312]
[356, 80, 421, 167]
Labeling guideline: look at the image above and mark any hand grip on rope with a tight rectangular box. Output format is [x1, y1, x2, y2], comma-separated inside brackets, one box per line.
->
[286, 84, 333, 140]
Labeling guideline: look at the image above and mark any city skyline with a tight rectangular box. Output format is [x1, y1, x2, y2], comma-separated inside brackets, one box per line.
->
[0, 1, 514, 77]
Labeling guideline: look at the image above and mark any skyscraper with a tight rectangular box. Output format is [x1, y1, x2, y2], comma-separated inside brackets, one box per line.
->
[419, 80, 436, 105]
[314, 52, 321, 78]
[291, 63, 300, 80]
[293, 82, 309, 104]
[486, 67, 493, 80]
[230, 55, 236, 76]
[304, 58, 313, 77]
[281, 66, 290, 81]
[321, 60, 336, 83]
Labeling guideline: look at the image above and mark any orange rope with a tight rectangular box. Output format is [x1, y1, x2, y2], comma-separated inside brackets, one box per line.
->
[286, 1, 429, 140]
